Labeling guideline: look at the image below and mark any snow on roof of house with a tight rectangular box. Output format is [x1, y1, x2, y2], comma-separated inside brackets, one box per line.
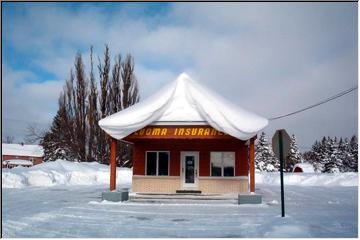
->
[2, 143, 44, 157]
[293, 163, 315, 173]
[3, 159, 34, 166]
[99, 73, 268, 140]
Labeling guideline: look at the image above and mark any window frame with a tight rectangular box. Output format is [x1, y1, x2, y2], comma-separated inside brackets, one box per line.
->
[145, 151, 170, 176]
[210, 151, 235, 177]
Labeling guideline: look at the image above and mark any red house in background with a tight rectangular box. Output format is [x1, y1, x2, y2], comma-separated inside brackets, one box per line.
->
[99, 73, 268, 194]
[2, 143, 44, 168]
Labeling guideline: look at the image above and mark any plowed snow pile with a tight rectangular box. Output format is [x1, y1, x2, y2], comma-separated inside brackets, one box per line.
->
[256, 172, 358, 186]
[2, 160, 132, 188]
[2, 160, 357, 188]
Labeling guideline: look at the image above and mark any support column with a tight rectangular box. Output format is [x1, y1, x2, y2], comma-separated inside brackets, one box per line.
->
[249, 137, 255, 192]
[110, 137, 117, 191]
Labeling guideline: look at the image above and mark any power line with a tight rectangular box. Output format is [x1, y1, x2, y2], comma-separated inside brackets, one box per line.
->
[2, 86, 357, 124]
[269, 86, 358, 121]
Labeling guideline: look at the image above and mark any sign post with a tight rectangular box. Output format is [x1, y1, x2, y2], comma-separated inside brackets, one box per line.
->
[272, 129, 291, 217]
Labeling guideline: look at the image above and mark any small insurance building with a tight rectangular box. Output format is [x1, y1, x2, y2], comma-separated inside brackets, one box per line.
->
[99, 73, 268, 194]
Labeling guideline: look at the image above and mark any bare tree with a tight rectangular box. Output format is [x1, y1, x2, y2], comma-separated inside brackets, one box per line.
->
[117, 54, 140, 167]
[74, 52, 88, 161]
[4, 135, 14, 144]
[121, 54, 139, 109]
[110, 54, 122, 114]
[41, 45, 140, 165]
[87, 46, 98, 161]
[98, 45, 111, 118]
[24, 124, 47, 144]
[97, 45, 111, 163]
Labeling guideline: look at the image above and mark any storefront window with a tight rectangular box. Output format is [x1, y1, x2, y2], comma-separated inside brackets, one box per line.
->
[158, 152, 169, 176]
[210, 152, 222, 176]
[210, 152, 235, 177]
[146, 151, 169, 176]
[146, 152, 157, 175]
[223, 152, 235, 176]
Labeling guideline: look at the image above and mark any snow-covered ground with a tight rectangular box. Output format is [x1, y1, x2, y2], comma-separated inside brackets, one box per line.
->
[2, 160, 358, 237]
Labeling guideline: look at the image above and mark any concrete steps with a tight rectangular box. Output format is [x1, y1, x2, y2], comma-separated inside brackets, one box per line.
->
[129, 193, 238, 204]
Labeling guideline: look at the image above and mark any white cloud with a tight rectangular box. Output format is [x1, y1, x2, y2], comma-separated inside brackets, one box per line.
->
[3, 3, 357, 147]
[2, 65, 63, 141]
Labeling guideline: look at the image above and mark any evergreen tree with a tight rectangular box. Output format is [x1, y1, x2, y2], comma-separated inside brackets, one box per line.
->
[323, 137, 341, 173]
[318, 137, 330, 172]
[338, 138, 352, 172]
[304, 135, 358, 173]
[255, 132, 279, 172]
[286, 134, 301, 172]
[338, 138, 345, 172]
[350, 135, 358, 172]
[41, 94, 75, 161]
[306, 140, 323, 172]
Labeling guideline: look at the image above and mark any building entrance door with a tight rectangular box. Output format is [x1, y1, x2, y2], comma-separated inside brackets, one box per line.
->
[181, 152, 199, 189]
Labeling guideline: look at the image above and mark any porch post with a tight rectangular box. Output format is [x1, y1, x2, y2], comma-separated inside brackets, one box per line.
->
[249, 137, 255, 192]
[110, 137, 117, 191]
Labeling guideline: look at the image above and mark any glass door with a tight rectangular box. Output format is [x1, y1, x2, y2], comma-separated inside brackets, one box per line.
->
[181, 152, 199, 189]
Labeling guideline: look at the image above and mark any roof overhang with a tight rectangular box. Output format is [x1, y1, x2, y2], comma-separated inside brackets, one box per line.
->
[99, 73, 268, 141]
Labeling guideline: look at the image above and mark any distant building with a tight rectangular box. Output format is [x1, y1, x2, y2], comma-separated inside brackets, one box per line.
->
[2, 143, 44, 168]
[292, 163, 315, 173]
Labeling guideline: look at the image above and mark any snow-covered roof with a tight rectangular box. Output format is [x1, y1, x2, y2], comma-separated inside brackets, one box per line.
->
[99, 73, 268, 140]
[3, 159, 33, 166]
[293, 163, 315, 173]
[2, 144, 44, 157]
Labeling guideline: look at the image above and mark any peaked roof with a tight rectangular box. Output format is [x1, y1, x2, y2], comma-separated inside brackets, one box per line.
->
[99, 73, 268, 140]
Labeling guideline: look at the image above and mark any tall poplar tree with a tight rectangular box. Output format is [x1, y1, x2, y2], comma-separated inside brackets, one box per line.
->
[41, 45, 140, 166]
[87, 46, 98, 161]
[97, 45, 111, 163]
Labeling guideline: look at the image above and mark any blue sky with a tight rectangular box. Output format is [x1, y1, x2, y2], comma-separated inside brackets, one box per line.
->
[3, 2, 172, 80]
[2, 2, 358, 149]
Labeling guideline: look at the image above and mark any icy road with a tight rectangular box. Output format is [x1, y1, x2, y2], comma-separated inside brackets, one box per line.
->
[2, 184, 357, 238]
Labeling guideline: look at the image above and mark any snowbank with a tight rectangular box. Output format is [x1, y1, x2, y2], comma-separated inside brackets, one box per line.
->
[2, 159, 132, 188]
[256, 172, 358, 187]
[2, 160, 357, 188]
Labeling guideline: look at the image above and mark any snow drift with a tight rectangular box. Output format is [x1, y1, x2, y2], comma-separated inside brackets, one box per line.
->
[99, 73, 268, 140]
[2, 160, 132, 188]
[2, 160, 357, 188]
[256, 172, 358, 187]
